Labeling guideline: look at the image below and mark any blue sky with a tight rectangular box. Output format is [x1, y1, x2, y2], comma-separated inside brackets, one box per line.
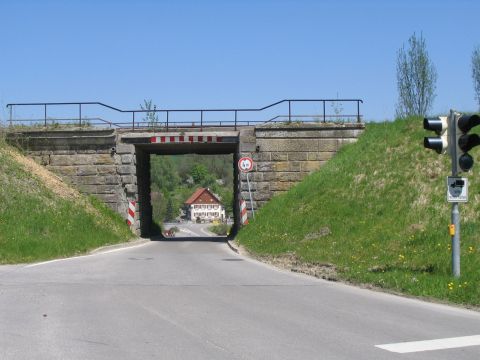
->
[1, 0, 479, 122]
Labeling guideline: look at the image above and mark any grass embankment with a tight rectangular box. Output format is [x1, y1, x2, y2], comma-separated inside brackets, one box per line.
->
[0, 140, 134, 264]
[237, 117, 480, 306]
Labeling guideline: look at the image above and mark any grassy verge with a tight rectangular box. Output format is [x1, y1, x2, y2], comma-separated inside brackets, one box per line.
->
[208, 223, 231, 236]
[237, 117, 480, 307]
[0, 140, 134, 264]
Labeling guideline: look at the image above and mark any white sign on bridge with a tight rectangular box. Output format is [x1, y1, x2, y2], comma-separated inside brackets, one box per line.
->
[238, 157, 254, 173]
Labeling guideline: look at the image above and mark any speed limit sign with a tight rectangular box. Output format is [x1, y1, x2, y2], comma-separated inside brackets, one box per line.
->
[238, 157, 254, 173]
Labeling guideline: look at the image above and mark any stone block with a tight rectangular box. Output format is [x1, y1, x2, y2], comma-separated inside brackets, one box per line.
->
[307, 152, 334, 161]
[125, 184, 137, 194]
[287, 152, 308, 161]
[318, 139, 338, 152]
[262, 172, 277, 181]
[252, 172, 264, 181]
[96, 185, 120, 194]
[271, 153, 288, 161]
[95, 194, 119, 203]
[50, 154, 94, 166]
[31, 155, 49, 166]
[240, 135, 256, 144]
[117, 165, 136, 175]
[121, 175, 135, 184]
[276, 172, 302, 182]
[116, 143, 135, 154]
[301, 161, 325, 172]
[256, 139, 319, 152]
[78, 184, 97, 194]
[252, 191, 273, 201]
[274, 161, 301, 172]
[339, 138, 358, 146]
[239, 128, 255, 137]
[256, 162, 274, 172]
[47, 165, 77, 176]
[97, 165, 117, 175]
[255, 128, 363, 139]
[270, 181, 295, 191]
[78, 175, 105, 185]
[241, 181, 269, 192]
[121, 154, 134, 164]
[239, 143, 256, 152]
[251, 152, 270, 162]
[76, 165, 97, 176]
[94, 153, 115, 165]
[105, 175, 121, 185]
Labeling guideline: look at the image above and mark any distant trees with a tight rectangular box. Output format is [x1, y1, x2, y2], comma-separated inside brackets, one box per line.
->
[396, 33, 437, 118]
[472, 46, 480, 110]
[150, 154, 234, 225]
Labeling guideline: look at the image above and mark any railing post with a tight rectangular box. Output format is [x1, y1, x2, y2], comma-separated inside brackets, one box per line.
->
[44, 104, 47, 127]
[288, 100, 291, 123]
[9, 105, 12, 127]
[132, 112, 135, 131]
[201, 110, 203, 131]
[166, 111, 169, 132]
[235, 110, 237, 130]
[357, 101, 360, 123]
[323, 100, 326, 123]
[79, 104, 82, 127]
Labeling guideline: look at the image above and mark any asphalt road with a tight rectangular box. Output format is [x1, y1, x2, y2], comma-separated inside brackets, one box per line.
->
[163, 222, 222, 238]
[1, 240, 479, 359]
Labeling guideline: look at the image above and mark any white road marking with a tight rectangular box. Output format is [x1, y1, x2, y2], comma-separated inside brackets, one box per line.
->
[24, 242, 149, 268]
[376, 335, 480, 353]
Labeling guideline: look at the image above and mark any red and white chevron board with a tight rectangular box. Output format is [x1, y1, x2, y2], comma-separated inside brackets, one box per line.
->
[127, 201, 136, 226]
[240, 199, 248, 225]
[150, 135, 223, 144]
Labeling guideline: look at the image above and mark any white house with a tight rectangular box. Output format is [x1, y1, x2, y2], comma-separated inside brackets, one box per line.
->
[184, 188, 226, 223]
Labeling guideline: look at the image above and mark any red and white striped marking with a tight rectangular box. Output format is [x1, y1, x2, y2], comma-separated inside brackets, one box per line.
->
[150, 135, 223, 144]
[240, 199, 248, 225]
[127, 201, 136, 226]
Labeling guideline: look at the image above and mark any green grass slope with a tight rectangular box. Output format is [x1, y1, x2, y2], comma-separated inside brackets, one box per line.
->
[0, 140, 134, 264]
[237, 117, 480, 306]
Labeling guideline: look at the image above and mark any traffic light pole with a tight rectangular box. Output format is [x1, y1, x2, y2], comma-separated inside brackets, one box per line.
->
[450, 110, 461, 278]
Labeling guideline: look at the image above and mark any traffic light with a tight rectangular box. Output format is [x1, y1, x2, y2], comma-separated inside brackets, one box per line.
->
[456, 114, 480, 172]
[424, 116, 449, 154]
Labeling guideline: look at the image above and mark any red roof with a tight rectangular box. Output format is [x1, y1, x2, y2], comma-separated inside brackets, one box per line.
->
[184, 188, 221, 205]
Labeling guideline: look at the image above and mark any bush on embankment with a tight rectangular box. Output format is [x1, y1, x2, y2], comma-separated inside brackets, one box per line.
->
[0, 139, 134, 264]
[237, 117, 480, 307]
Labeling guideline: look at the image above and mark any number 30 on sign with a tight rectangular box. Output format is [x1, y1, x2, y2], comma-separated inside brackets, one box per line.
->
[238, 157, 254, 173]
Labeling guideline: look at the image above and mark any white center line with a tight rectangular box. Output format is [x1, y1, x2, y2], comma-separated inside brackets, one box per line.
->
[376, 335, 480, 353]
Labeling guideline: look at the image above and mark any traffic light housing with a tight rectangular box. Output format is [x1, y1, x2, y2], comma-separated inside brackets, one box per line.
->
[424, 116, 449, 154]
[456, 114, 480, 172]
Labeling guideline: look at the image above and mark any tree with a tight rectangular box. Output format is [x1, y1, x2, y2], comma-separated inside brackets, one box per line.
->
[396, 33, 437, 118]
[165, 194, 176, 221]
[472, 46, 480, 110]
[140, 99, 159, 128]
[191, 164, 208, 184]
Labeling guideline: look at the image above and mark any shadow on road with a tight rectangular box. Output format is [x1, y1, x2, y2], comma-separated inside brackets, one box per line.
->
[149, 235, 229, 243]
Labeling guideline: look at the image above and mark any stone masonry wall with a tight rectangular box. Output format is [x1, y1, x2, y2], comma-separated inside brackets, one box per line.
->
[238, 124, 365, 215]
[8, 125, 364, 235]
[8, 130, 140, 234]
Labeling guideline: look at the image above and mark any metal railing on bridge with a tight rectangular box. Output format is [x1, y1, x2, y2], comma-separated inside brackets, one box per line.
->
[5, 99, 363, 131]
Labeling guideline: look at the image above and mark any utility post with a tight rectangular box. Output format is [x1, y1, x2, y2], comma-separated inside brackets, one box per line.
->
[449, 110, 460, 278]
[424, 110, 480, 278]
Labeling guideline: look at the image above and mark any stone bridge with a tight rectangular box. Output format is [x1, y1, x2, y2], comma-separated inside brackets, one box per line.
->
[7, 123, 364, 236]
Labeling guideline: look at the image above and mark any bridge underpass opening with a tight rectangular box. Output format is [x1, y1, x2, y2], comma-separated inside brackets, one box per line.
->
[134, 140, 239, 239]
